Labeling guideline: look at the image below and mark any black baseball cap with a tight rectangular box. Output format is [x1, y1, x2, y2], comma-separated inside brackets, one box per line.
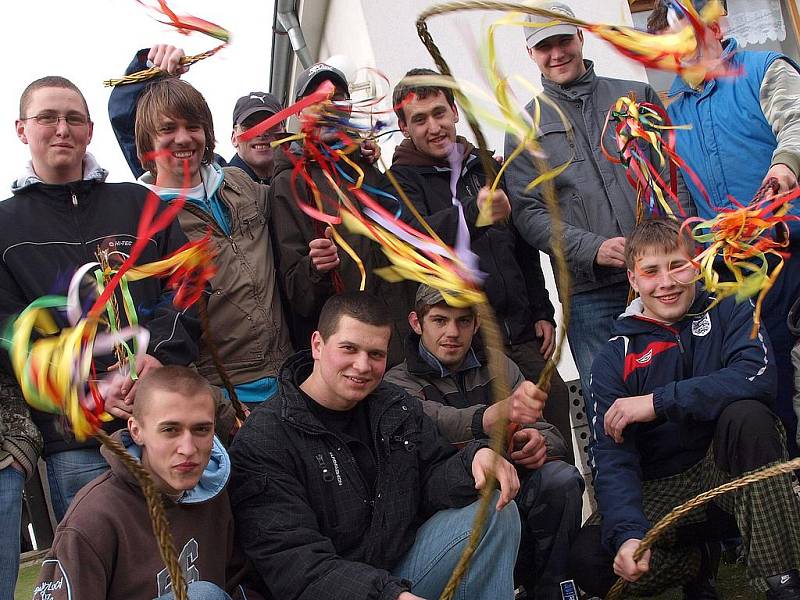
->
[232, 92, 283, 127]
[294, 63, 349, 101]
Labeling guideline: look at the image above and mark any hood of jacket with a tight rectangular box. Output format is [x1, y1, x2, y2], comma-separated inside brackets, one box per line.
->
[137, 162, 224, 204]
[610, 286, 714, 339]
[276, 350, 409, 435]
[391, 136, 476, 169]
[402, 330, 484, 379]
[12, 152, 108, 193]
[101, 428, 230, 505]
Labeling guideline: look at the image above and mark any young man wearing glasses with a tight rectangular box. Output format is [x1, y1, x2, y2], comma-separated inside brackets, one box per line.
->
[229, 92, 285, 185]
[0, 76, 200, 520]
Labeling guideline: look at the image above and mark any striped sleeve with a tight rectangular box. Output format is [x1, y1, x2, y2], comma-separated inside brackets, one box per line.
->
[760, 58, 800, 177]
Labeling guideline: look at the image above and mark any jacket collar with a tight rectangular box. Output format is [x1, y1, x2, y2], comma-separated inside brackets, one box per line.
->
[100, 429, 230, 505]
[228, 153, 271, 185]
[12, 152, 108, 194]
[391, 136, 478, 169]
[403, 331, 483, 378]
[668, 38, 738, 97]
[278, 350, 410, 436]
[137, 162, 225, 201]
[611, 286, 714, 335]
[541, 60, 597, 100]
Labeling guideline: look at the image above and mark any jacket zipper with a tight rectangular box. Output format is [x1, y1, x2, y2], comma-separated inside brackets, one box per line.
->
[365, 394, 414, 560]
[315, 453, 339, 528]
[180, 201, 239, 254]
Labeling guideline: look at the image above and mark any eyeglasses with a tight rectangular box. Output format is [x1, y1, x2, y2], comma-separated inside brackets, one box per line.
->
[21, 112, 90, 127]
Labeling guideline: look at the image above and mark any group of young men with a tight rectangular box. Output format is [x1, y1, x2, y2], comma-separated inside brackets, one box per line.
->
[3, 0, 800, 598]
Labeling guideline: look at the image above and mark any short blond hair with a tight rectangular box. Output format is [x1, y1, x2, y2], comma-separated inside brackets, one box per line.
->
[624, 218, 695, 269]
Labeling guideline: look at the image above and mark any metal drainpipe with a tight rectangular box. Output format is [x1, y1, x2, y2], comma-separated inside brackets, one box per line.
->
[277, 0, 313, 69]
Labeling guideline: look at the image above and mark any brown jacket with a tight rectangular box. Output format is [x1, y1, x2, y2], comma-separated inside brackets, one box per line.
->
[145, 166, 293, 386]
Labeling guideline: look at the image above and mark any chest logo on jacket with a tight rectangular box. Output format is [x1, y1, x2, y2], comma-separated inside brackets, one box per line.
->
[691, 313, 712, 337]
[623, 341, 679, 381]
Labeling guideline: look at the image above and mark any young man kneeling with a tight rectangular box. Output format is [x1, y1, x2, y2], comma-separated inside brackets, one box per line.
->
[570, 219, 800, 598]
[385, 284, 583, 600]
[35, 366, 257, 600]
[230, 292, 521, 600]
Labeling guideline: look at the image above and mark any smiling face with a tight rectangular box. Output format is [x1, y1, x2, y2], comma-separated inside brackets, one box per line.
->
[232, 111, 283, 179]
[128, 391, 215, 495]
[304, 315, 391, 411]
[528, 32, 587, 85]
[398, 91, 459, 160]
[151, 115, 206, 188]
[628, 247, 698, 323]
[410, 303, 478, 368]
[16, 87, 93, 184]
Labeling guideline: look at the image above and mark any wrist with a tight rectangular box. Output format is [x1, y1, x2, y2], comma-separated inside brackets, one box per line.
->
[472, 406, 489, 439]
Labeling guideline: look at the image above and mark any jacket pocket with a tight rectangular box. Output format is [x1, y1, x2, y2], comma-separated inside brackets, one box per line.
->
[561, 188, 592, 231]
[537, 122, 584, 169]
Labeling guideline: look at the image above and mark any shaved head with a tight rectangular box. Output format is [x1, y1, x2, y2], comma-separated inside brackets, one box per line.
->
[132, 365, 214, 421]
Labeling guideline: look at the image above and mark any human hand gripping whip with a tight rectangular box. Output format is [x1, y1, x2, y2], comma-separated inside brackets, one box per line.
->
[104, 1, 230, 87]
[3, 159, 216, 600]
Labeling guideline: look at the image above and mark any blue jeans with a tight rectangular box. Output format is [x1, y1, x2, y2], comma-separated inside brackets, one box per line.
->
[392, 491, 521, 600]
[158, 581, 231, 600]
[0, 466, 25, 600]
[46, 448, 109, 521]
[516, 461, 585, 600]
[567, 282, 629, 406]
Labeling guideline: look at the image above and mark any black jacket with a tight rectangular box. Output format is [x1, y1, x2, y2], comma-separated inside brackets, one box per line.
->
[269, 145, 416, 362]
[390, 138, 555, 344]
[0, 177, 200, 455]
[229, 351, 486, 600]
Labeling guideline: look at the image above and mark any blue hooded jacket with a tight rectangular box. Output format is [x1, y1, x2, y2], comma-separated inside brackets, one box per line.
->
[588, 290, 776, 552]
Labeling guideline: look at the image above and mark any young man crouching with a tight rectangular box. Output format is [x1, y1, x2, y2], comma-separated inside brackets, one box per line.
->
[570, 219, 800, 599]
[230, 292, 521, 600]
[35, 366, 258, 600]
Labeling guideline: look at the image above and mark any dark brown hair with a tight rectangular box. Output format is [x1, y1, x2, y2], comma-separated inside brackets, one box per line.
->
[647, 2, 670, 34]
[19, 76, 90, 119]
[392, 68, 456, 124]
[317, 292, 391, 341]
[135, 78, 216, 174]
[624, 218, 695, 269]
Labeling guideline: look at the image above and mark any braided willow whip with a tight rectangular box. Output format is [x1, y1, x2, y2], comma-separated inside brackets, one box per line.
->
[438, 300, 509, 600]
[95, 430, 188, 600]
[605, 456, 800, 600]
[416, 5, 571, 599]
[103, 45, 224, 87]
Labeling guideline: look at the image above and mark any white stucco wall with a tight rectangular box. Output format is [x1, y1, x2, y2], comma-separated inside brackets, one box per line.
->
[314, 0, 648, 383]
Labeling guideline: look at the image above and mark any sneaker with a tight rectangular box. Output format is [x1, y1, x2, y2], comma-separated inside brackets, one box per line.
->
[766, 570, 800, 600]
[682, 541, 722, 600]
